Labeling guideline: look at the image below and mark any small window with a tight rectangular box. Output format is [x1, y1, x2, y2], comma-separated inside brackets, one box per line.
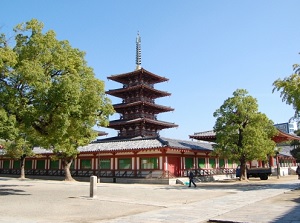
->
[141, 157, 158, 169]
[198, 158, 205, 168]
[119, 158, 131, 169]
[99, 159, 111, 169]
[3, 160, 10, 169]
[37, 160, 45, 169]
[185, 157, 194, 169]
[81, 159, 92, 169]
[50, 160, 59, 169]
[13, 160, 20, 169]
[25, 160, 32, 169]
[219, 159, 225, 168]
[209, 158, 215, 168]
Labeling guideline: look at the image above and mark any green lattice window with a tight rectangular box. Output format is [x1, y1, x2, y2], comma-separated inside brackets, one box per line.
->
[25, 160, 32, 169]
[81, 159, 92, 169]
[13, 160, 20, 169]
[141, 157, 158, 169]
[119, 158, 131, 169]
[227, 160, 233, 168]
[37, 160, 45, 169]
[3, 160, 10, 169]
[219, 159, 225, 168]
[209, 158, 216, 168]
[99, 159, 111, 169]
[185, 157, 194, 169]
[198, 158, 205, 168]
[50, 160, 59, 169]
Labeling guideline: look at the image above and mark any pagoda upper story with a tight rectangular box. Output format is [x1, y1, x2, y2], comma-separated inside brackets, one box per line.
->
[105, 33, 178, 138]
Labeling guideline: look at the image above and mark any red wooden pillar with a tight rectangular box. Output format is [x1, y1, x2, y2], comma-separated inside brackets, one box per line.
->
[269, 156, 274, 167]
[180, 151, 184, 177]
[112, 152, 116, 177]
[205, 152, 209, 168]
[76, 156, 79, 170]
[46, 155, 49, 174]
[194, 152, 198, 169]
[162, 149, 166, 173]
[93, 154, 97, 175]
[133, 151, 138, 177]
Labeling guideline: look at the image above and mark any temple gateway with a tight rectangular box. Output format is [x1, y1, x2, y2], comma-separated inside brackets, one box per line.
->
[0, 34, 299, 183]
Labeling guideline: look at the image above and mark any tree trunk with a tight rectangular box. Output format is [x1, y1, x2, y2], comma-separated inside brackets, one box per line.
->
[63, 159, 75, 181]
[20, 155, 26, 179]
[239, 158, 247, 181]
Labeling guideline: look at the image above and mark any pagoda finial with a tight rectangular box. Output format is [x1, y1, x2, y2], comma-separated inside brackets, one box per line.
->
[135, 31, 141, 70]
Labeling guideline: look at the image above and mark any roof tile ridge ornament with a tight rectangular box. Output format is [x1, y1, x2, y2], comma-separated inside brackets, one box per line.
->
[135, 31, 142, 70]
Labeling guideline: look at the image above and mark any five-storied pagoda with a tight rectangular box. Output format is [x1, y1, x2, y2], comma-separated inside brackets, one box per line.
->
[106, 33, 178, 138]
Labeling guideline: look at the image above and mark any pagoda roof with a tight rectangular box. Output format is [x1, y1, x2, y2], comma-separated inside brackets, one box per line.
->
[113, 101, 174, 114]
[106, 84, 171, 99]
[109, 117, 178, 130]
[107, 68, 169, 84]
[189, 129, 300, 143]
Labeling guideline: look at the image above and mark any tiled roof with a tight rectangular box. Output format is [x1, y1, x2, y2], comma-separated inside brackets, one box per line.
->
[28, 137, 214, 155]
[109, 118, 178, 128]
[160, 137, 214, 151]
[79, 137, 163, 152]
[277, 146, 293, 157]
[107, 68, 169, 84]
[190, 130, 216, 137]
[30, 147, 53, 154]
[79, 137, 214, 152]
[106, 85, 171, 98]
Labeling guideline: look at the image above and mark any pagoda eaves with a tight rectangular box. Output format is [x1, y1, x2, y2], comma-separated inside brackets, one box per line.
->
[107, 68, 169, 84]
[113, 101, 174, 114]
[109, 118, 178, 128]
[106, 84, 170, 99]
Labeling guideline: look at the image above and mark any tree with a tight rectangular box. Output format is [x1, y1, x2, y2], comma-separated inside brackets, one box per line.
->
[273, 64, 300, 113]
[0, 108, 33, 179]
[290, 130, 300, 162]
[213, 89, 277, 180]
[0, 19, 114, 180]
[273, 62, 300, 163]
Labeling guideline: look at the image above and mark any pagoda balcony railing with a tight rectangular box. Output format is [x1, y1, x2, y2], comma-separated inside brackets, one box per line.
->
[124, 114, 155, 120]
[123, 98, 155, 104]
[124, 83, 154, 88]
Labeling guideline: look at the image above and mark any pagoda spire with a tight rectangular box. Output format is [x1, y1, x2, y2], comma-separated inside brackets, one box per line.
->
[135, 32, 141, 70]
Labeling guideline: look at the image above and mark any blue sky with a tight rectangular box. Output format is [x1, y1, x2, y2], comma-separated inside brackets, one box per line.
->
[1, 1, 300, 139]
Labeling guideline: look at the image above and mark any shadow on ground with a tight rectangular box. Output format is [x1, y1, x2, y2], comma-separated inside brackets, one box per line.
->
[0, 185, 31, 196]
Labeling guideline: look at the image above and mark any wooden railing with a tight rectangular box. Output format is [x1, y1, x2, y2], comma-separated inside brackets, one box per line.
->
[0, 168, 236, 178]
[185, 168, 236, 177]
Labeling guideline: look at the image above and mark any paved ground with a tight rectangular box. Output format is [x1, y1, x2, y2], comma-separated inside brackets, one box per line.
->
[0, 175, 300, 223]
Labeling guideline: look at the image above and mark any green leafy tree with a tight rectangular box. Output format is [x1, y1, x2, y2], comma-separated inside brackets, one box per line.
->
[0, 109, 33, 179]
[213, 89, 277, 180]
[273, 63, 300, 163]
[0, 19, 114, 180]
[290, 130, 300, 162]
[273, 64, 300, 113]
